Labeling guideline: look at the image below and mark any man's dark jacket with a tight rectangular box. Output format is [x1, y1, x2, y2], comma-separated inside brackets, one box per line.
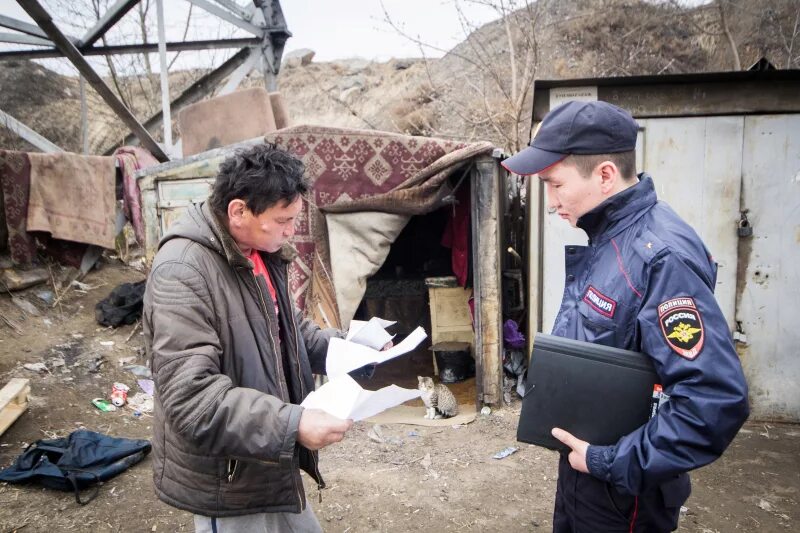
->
[551, 175, 749, 499]
[143, 202, 340, 517]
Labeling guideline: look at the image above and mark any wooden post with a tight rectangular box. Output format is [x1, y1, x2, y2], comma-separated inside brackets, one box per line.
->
[471, 155, 503, 406]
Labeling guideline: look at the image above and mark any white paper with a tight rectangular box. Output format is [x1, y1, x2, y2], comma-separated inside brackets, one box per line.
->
[301, 374, 421, 421]
[326, 326, 428, 378]
[347, 317, 396, 350]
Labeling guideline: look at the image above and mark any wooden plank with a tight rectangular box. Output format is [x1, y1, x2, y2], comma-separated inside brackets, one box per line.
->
[0, 378, 30, 437]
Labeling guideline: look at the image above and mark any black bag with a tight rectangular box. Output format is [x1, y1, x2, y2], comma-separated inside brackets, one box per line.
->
[95, 280, 146, 327]
[0, 429, 151, 504]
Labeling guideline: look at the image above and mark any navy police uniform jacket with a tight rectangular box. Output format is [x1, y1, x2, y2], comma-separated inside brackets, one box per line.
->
[551, 174, 749, 497]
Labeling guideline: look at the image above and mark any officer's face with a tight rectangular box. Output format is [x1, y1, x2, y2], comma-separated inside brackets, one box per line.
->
[539, 161, 605, 227]
[229, 195, 303, 253]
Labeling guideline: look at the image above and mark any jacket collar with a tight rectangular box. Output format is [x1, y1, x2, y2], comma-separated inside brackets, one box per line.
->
[576, 174, 657, 243]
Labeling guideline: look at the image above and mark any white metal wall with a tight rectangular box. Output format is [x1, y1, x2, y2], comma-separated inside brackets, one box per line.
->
[739, 115, 800, 421]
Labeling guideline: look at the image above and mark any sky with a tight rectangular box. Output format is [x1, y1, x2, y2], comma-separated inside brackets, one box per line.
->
[0, 0, 503, 75]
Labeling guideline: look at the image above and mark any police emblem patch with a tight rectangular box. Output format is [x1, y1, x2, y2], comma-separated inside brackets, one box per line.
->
[658, 297, 704, 360]
[583, 285, 617, 318]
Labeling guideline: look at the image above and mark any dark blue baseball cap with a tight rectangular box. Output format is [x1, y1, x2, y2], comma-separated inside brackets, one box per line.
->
[501, 100, 639, 176]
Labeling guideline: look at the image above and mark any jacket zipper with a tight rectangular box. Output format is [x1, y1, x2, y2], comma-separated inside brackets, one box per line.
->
[285, 266, 323, 504]
[252, 270, 289, 401]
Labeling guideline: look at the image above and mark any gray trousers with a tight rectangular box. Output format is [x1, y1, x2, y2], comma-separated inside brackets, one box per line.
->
[193, 504, 323, 533]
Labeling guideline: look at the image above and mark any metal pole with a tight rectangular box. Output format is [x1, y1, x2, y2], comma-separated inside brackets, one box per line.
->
[156, 0, 172, 153]
[80, 75, 89, 154]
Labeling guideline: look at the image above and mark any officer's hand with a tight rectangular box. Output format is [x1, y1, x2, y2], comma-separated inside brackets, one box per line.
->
[551, 427, 590, 474]
[381, 341, 393, 351]
[297, 409, 353, 451]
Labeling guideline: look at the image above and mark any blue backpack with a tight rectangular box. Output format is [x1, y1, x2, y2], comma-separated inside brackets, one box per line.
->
[0, 429, 151, 504]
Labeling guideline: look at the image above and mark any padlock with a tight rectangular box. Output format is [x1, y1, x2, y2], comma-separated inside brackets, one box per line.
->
[738, 212, 753, 238]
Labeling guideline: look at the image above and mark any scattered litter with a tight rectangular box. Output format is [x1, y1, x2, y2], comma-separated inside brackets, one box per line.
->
[137, 379, 155, 396]
[91, 398, 117, 412]
[480, 406, 492, 416]
[23, 362, 48, 373]
[71, 333, 84, 339]
[70, 280, 92, 292]
[99, 340, 115, 347]
[680, 506, 689, 516]
[117, 356, 137, 366]
[34, 289, 55, 305]
[758, 499, 773, 512]
[124, 364, 152, 378]
[407, 430, 420, 437]
[12, 296, 40, 316]
[43, 318, 52, 326]
[110, 382, 130, 407]
[50, 357, 65, 368]
[127, 392, 154, 414]
[451, 424, 464, 429]
[492, 446, 519, 459]
[368, 424, 385, 443]
[420, 453, 432, 469]
[87, 356, 106, 373]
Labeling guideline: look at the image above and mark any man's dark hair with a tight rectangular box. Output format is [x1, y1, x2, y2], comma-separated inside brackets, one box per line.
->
[209, 143, 308, 216]
[563, 151, 637, 181]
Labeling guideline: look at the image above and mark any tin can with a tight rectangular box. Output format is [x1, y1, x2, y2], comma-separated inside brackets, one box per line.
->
[110, 382, 130, 407]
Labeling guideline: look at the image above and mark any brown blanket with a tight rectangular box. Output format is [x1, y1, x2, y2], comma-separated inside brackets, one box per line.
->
[27, 152, 116, 249]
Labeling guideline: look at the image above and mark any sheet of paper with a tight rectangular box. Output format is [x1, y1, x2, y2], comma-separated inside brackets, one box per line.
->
[345, 317, 396, 341]
[348, 317, 395, 350]
[326, 326, 428, 378]
[300, 374, 421, 421]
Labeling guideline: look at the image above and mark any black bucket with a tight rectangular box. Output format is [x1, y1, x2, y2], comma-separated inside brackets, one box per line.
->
[432, 341, 474, 383]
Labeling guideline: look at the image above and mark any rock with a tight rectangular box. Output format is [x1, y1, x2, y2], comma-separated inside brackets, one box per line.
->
[23, 362, 48, 373]
[339, 74, 366, 92]
[12, 296, 40, 316]
[1, 267, 49, 291]
[283, 48, 315, 68]
[391, 59, 412, 70]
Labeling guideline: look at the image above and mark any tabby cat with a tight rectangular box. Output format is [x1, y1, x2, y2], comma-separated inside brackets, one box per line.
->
[418, 376, 459, 419]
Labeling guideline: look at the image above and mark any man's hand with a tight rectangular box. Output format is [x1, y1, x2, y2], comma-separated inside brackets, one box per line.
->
[381, 341, 393, 351]
[297, 409, 353, 451]
[552, 427, 590, 473]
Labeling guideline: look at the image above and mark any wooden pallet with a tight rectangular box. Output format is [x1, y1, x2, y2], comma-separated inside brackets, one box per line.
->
[0, 378, 30, 438]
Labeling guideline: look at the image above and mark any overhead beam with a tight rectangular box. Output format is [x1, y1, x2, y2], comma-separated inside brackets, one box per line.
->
[0, 14, 78, 42]
[218, 46, 260, 95]
[186, 0, 264, 36]
[0, 37, 260, 60]
[105, 46, 254, 154]
[0, 107, 64, 153]
[17, 0, 168, 162]
[79, 0, 141, 48]
[211, 0, 252, 21]
[0, 31, 52, 46]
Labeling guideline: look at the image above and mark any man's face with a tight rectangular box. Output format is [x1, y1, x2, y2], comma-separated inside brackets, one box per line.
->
[232, 196, 303, 253]
[539, 161, 604, 227]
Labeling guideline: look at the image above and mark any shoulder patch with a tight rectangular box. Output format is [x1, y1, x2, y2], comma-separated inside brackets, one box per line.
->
[583, 285, 617, 318]
[658, 297, 704, 360]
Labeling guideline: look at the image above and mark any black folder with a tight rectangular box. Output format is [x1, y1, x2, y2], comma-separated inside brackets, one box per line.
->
[516, 333, 659, 451]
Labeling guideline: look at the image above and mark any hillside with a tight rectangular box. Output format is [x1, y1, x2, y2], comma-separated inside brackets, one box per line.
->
[0, 0, 797, 154]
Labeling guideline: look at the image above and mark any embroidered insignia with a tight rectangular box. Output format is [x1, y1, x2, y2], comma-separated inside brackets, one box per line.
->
[658, 297, 704, 360]
[582, 285, 617, 318]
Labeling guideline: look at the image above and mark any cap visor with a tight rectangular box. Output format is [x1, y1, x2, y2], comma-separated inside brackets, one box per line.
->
[501, 146, 566, 176]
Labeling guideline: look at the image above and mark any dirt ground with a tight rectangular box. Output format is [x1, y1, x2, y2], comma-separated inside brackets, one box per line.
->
[0, 262, 798, 533]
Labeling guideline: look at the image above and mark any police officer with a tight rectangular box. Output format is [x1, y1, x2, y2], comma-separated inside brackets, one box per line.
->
[502, 101, 749, 532]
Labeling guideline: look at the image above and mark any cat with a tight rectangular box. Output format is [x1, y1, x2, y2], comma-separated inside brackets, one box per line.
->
[418, 376, 459, 419]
